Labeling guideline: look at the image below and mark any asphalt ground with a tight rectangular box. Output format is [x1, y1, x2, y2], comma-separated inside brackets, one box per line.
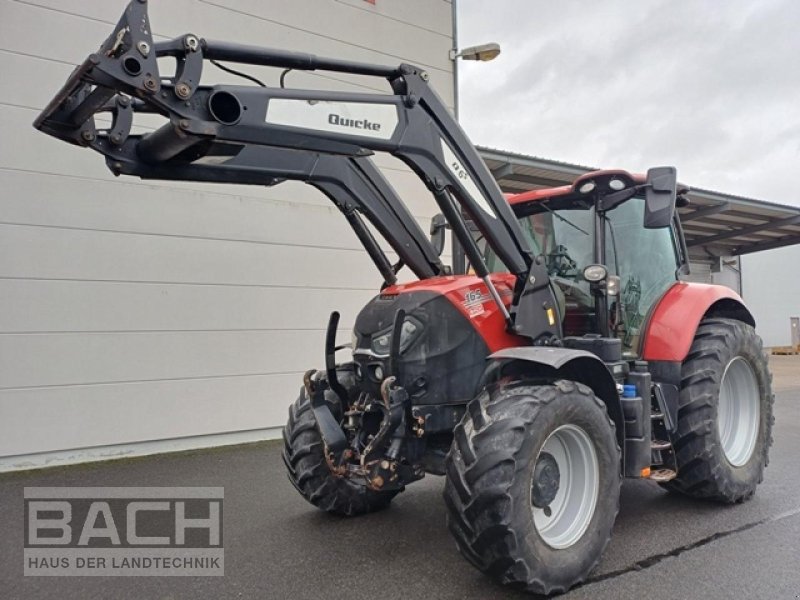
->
[2, 357, 799, 599]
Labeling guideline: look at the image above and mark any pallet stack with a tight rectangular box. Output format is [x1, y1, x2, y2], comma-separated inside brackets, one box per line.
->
[771, 345, 800, 355]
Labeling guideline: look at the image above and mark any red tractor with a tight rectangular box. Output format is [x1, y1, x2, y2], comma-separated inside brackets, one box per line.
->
[35, 2, 773, 594]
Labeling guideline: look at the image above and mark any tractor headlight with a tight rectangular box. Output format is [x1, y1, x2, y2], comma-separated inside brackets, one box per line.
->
[608, 178, 625, 191]
[606, 275, 621, 296]
[371, 331, 392, 355]
[578, 181, 596, 194]
[370, 317, 423, 356]
[583, 264, 608, 282]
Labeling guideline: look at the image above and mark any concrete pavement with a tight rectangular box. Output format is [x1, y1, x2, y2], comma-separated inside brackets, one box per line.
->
[2, 377, 799, 598]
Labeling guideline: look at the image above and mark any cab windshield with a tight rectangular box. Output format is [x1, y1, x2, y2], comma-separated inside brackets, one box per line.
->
[480, 196, 678, 353]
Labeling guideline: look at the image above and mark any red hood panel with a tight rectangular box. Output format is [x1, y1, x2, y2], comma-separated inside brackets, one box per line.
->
[382, 273, 527, 353]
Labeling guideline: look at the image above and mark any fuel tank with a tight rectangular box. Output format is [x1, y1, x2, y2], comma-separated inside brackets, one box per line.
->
[351, 274, 526, 405]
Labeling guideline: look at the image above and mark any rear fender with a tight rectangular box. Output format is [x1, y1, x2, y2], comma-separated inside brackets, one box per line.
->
[483, 347, 624, 452]
[642, 282, 755, 362]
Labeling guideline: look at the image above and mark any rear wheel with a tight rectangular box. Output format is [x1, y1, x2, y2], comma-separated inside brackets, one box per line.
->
[282, 389, 398, 516]
[664, 318, 773, 503]
[444, 380, 620, 595]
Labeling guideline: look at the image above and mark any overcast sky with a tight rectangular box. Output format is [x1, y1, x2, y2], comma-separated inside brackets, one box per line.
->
[456, 0, 800, 206]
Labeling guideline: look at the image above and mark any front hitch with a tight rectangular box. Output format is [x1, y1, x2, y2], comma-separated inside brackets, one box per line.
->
[360, 376, 411, 490]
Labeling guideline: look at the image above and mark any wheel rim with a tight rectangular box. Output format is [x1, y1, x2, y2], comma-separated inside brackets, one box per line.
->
[531, 424, 599, 549]
[718, 356, 760, 466]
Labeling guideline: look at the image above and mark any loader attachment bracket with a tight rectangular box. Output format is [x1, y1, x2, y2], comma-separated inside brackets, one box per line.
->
[33, 0, 160, 143]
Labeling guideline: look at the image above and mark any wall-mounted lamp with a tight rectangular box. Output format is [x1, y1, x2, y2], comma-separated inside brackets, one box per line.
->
[449, 42, 501, 62]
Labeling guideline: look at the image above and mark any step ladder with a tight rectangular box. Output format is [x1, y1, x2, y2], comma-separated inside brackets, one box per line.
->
[648, 408, 677, 482]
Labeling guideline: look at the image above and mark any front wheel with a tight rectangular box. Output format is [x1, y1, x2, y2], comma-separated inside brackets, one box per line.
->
[282, 389, 399, 516]
[444, 380, 621, 596]
[664, 318, 774, 503]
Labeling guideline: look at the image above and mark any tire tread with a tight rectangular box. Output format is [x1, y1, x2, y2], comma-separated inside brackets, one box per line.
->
[444, 381, 619, 595]
[664, 318, 774, 503]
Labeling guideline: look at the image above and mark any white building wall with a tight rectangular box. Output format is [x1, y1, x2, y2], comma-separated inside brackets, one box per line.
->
[741, 245, 800, 347]
[0, 0, 454, 470]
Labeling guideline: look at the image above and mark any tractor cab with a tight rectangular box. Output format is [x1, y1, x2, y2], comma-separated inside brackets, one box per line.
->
[477, 169, 689, 357]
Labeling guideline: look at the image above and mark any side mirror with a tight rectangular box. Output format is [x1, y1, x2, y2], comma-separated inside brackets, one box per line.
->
[644, 166, 677, 228]
[430, 213, 447, 256]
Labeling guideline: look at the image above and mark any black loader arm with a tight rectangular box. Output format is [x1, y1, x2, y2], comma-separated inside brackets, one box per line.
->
[311, 155, 447, 283]
[111, 138, 447, 284]
[34, 0, 551, 334]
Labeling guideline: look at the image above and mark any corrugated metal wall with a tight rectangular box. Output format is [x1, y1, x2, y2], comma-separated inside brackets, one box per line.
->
[0, 0, 454, 469]
[684, 262, 713, 284]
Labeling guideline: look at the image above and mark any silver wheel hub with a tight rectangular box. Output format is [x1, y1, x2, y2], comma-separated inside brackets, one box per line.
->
[718, 356, 760, 466]
[531, 424, 599, 549]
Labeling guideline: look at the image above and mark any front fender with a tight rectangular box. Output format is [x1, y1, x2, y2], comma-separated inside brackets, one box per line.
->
[484, 347, 623, 451]
[641, 282, 755, 362]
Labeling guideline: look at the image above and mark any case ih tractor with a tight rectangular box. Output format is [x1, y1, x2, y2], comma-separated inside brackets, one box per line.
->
[35, 1, 773, 594]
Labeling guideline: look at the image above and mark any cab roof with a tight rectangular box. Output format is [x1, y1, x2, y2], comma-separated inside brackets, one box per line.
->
[506, 169, 646, 207]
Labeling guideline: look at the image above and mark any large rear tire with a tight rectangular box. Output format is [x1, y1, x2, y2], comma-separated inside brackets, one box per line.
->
[444, 380, 620, 595]
[282, 389, 399, 516]
[664, 318, 773, 503]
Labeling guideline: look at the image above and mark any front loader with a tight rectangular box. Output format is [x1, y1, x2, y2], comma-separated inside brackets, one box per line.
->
[34, 1, 774, 595]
